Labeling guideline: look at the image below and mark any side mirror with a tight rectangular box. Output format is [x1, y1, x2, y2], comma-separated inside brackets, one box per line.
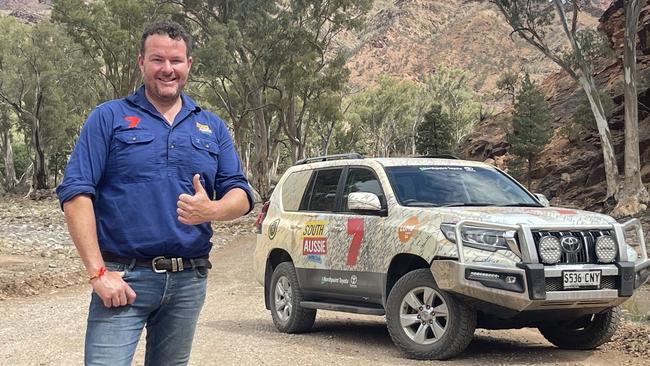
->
[534, 193, 550, 207]
[348, 192, 382, 211]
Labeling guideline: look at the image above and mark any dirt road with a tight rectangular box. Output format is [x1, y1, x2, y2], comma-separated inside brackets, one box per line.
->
[0, 233, 647, 365]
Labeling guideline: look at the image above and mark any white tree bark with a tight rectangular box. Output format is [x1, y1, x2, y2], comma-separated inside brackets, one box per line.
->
[553, 0, 620, 199]
[1, 129, 16, 192]
[613, 0, 650, 217]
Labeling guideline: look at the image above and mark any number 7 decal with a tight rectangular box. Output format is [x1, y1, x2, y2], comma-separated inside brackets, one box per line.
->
[346, 218, 364, 266]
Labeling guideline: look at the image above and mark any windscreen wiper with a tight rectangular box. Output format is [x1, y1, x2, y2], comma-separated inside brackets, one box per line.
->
[440, 203, 498, 207]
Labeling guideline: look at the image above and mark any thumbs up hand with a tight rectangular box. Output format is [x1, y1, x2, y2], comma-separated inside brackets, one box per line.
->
[177, 174, 212, 225]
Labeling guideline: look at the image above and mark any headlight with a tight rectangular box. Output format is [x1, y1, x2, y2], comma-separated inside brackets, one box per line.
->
[440, 224, 512, 252]
[595, 235, 618, 263]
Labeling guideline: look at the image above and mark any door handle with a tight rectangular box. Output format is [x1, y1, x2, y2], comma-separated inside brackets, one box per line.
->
[331, 224, 345, 232]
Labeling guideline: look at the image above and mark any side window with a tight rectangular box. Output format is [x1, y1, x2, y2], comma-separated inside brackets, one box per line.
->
[300, 168, 342, 212]
[343, 168, 384, 211]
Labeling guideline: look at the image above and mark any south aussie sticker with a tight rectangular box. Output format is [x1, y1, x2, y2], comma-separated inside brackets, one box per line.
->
[196, 122, 212, 136]
[302, 220, 328, 255]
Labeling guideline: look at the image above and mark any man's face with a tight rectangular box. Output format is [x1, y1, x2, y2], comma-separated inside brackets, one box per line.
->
[138, 34, 192, 105]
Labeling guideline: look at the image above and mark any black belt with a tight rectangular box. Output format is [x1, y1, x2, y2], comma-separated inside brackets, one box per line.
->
[102, 251, 212, 273]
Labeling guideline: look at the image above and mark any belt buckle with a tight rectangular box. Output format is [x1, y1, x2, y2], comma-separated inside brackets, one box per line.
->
[152, 256, 167, 273]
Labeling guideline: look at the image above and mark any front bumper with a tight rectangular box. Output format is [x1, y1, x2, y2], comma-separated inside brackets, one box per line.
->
[431, 219, 650, 312]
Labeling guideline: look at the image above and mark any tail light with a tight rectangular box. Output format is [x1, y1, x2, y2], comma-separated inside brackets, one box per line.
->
[254, 201, 270, 234]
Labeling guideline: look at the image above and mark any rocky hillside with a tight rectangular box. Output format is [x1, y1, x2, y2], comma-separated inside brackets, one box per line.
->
[0, 0, 50, 22]
[462, 0, 650, 215]
[343, 0, 608, 96]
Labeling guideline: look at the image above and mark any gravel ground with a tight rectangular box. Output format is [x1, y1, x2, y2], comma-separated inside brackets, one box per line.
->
[0, 195, 257, 299]
[0, 196, 648, 364]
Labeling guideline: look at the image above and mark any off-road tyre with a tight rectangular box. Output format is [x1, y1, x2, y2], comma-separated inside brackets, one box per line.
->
[386, 269, 476, 360]
[538, 306, 621, 349]
[269, 262, 316, 333]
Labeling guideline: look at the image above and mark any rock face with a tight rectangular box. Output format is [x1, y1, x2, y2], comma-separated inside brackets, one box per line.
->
[462, 0, 650, 212]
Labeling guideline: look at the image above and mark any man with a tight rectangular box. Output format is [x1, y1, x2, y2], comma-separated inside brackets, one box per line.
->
[56, 21, 252, 365]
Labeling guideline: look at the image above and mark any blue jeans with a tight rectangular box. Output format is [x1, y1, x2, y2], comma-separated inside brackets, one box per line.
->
[84, 261, 208, 366]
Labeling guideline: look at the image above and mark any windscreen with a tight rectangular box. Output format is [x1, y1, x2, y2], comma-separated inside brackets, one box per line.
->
[385, 165, 541, 207]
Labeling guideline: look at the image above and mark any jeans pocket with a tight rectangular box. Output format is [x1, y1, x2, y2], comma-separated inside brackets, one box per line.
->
[104, 262, 130, 279]
[195, 267, 209, 279]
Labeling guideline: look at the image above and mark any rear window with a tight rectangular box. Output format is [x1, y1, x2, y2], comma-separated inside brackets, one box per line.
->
[281, 170, 312, 211]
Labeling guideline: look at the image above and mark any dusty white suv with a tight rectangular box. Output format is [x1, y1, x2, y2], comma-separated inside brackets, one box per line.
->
[253, 154, 650, 359]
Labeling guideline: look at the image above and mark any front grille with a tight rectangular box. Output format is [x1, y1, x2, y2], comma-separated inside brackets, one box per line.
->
[532, 230, 613, 264]
[545, 276, 618, 291]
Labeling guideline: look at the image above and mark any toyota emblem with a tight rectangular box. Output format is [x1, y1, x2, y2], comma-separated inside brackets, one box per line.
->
[560, 236, 580, 253]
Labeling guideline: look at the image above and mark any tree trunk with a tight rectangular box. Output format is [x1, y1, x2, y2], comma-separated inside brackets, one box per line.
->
[31, 113, 48, 190]
[2, 129, 16, 192]
[249, 87, 272, 201]
[552, 0, 620, 198]
[613, 0, 650, 217]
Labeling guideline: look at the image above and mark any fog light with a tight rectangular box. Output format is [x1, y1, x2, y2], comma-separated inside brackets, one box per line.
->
[505, 276, 517, 284]
[595, 235, 617, 263]
[538, 236, 562, 264]
[468, 271, 500, 280]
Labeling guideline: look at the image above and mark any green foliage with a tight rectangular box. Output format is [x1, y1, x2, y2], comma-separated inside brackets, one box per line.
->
[347, 76, 419, 156]
[496, 70, 520, 105]
[12, 143, 30, 179]
[52, 0, 171, 99]
[0, 16, 97, 189]
[419, 65, 481, 144]
[560, 30, 615, 69]
[507, 74, 553, 187]
[560, 91, 614, 142]
[506, 156, 526, 182]
[416, 104, 455, 155]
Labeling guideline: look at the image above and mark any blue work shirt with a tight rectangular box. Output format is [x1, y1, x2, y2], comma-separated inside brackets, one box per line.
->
[56, 86, 253, 259]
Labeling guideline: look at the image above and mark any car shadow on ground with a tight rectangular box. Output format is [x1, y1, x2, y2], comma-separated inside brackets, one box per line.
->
[204, 316, 593, 363]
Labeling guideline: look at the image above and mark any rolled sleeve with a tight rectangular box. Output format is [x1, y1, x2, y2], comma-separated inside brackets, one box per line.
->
[213, 118, 254, 214]
[56, 105, 113, 210]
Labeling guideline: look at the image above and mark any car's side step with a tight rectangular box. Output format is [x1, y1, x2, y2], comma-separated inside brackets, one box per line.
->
[300, 301, 385, 315]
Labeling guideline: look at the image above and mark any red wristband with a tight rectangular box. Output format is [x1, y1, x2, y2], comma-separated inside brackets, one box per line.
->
[89, 266, 107, 283]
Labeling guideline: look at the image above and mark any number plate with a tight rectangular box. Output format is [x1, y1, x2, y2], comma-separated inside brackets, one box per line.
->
[562, 270, 601, 289]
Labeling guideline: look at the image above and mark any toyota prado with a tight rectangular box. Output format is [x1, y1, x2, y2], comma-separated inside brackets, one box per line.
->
[253, 154, 650, 360]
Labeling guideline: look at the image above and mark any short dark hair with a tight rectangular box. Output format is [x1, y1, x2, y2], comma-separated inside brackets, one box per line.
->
[140, 20, 192, 57]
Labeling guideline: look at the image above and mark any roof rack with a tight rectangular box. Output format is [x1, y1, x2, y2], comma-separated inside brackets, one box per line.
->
[415, 154, 459, 160]
[294, 153, 364, 166]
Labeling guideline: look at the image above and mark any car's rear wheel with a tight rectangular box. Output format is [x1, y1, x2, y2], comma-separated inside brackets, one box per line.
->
[269, 262, 316, 333]
[538, 306, 621, 349]
[386, 269, 476, 360]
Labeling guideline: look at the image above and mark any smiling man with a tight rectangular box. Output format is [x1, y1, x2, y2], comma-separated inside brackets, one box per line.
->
[56, 21, 252, 366]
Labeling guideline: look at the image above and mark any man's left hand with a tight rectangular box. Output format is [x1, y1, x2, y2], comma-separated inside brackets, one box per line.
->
[177, 174, 212, 225]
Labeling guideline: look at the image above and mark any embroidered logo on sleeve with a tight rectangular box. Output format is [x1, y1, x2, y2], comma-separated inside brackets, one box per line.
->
[196, 122, 212, 136]
[124, 116, 141, 128]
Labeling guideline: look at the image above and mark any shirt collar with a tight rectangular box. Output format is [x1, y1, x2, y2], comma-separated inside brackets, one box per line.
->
[126, 85, 201, 116]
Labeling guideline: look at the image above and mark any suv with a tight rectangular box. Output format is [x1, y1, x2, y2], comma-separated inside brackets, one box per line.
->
[253, 154, 650, 360]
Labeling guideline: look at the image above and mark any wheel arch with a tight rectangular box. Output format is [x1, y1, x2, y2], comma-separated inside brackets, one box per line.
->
[264, 248, 293, 310]
[383, 253, 430, 306]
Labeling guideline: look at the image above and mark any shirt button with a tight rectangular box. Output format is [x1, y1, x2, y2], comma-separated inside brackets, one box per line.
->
[170, 144, 175, 149]
[205, 144, 210, 148]
[132, 137, 137, 141]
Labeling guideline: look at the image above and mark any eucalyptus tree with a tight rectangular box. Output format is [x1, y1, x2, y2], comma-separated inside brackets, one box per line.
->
[172, 0, 370, 198]
[52, 0, 171, 99]
[0, 17, 94, 191]
[491, 0, 620, 202]
[614, 0, 650, 216]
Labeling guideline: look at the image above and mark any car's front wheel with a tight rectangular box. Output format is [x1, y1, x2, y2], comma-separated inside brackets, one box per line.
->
[386, 269, 476, 360]
[269, 262, 316, 333]
[538, 306, 621, 349]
